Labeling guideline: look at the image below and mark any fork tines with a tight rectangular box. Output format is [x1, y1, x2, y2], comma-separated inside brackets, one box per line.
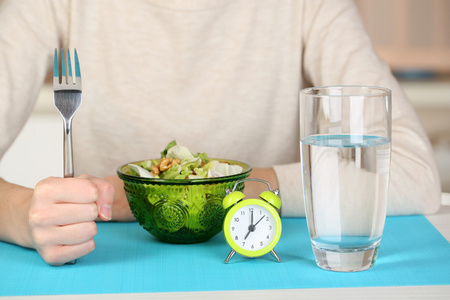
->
[53, 48, 82, 91]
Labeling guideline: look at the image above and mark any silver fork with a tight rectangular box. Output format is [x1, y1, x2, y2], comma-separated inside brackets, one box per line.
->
[53, 48, 82, 179]
[53, 48, 82, 265]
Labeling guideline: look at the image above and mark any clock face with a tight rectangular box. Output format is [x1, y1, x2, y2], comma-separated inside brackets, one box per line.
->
[224, 201, 281, 257]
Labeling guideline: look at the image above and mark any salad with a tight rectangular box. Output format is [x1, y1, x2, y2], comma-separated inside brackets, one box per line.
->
[127, 140, 244, 179]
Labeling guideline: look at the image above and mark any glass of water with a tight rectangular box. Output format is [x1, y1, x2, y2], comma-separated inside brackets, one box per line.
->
[300, 86, 392, 272]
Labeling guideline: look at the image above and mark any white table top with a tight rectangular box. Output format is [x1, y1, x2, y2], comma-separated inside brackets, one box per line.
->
[4, 194, 450, 300]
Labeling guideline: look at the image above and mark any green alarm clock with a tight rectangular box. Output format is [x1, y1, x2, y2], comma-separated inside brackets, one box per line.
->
[222, 179, 282, 263]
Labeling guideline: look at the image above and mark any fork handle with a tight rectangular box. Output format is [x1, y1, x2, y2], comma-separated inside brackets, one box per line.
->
[62, 119, 77, 265]
[63, 119, 74, 178]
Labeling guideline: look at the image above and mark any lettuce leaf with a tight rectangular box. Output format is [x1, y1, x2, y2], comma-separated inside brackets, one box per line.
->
[128, 164, 154, 178]
[166, 145, 194, 161]
[194, 152, 209, 163]
[193, 167, 208, 178]
[160, 140, 177, 158]
[207, 160, 243, 177]
[159, 164, 182, 179]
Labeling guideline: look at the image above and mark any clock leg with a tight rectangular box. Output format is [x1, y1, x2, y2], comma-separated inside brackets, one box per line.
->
[270, 249, 282, 262]
[224, 249, 236, 264]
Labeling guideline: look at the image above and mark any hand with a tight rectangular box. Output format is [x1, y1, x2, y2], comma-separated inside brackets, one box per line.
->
[28, 175, 114, 266]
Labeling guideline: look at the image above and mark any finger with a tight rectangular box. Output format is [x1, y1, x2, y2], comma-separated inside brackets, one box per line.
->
[34, 177, 99, 205]
[33, 221, 98, 246]
[79, 175, 114, 221]
[58, 221, 98, 245]
[30, 202, 98, 227]
[39, 239, 96, 266]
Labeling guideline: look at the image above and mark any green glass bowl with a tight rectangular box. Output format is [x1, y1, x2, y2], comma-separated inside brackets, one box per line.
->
[117, 158, 252, 244]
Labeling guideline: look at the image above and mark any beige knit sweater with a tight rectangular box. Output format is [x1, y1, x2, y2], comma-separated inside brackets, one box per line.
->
[0, 0, 441, 216]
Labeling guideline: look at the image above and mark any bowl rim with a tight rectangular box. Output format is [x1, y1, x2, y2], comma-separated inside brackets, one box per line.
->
[117, 158, 252, 185]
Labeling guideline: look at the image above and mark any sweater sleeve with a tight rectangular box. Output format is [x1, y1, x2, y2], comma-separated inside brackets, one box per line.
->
[276, 0, 441, 217]
[0, 0, 63, 161]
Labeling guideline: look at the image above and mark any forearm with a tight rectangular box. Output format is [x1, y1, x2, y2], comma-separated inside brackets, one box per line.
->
[388, 129, 441, 215]
[0, 178, 34, 248]
[244, 168, 279, 200]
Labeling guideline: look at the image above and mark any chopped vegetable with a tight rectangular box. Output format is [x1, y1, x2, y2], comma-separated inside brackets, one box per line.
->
[128, 140, 243, 179]
[128, 163, 154, 178]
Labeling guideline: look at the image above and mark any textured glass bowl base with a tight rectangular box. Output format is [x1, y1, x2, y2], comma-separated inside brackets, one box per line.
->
[118, 159, 251, 244]
[123, 181, 243, 244]
[312, 244, 379, 272]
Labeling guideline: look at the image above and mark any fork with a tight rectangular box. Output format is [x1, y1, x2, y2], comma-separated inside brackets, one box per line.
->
[53, 48, 82, 265]
[53, 48, 82, 179]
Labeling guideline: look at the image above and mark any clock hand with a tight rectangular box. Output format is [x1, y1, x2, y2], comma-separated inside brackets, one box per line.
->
[245, 216, 265, 239]
[244, 210, 256, 240]
[254, 215, 265, 227]
[244, 229, 251, 240]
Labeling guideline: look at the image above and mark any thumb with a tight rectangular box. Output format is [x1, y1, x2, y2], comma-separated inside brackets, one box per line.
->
[96, 181, 114, 221]
[79, 175, 114, 221]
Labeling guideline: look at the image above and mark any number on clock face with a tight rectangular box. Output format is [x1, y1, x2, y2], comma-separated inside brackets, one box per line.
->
[229, 204, 276, 251]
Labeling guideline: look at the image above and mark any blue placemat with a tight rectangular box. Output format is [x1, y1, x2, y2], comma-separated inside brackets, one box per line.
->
[1, 216, 449, 296]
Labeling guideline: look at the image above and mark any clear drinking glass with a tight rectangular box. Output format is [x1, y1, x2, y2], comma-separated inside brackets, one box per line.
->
[300, 86, 392, 272]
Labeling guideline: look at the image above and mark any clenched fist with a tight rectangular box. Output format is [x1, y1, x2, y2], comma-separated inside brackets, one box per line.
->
[28, 175, 113, 266]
